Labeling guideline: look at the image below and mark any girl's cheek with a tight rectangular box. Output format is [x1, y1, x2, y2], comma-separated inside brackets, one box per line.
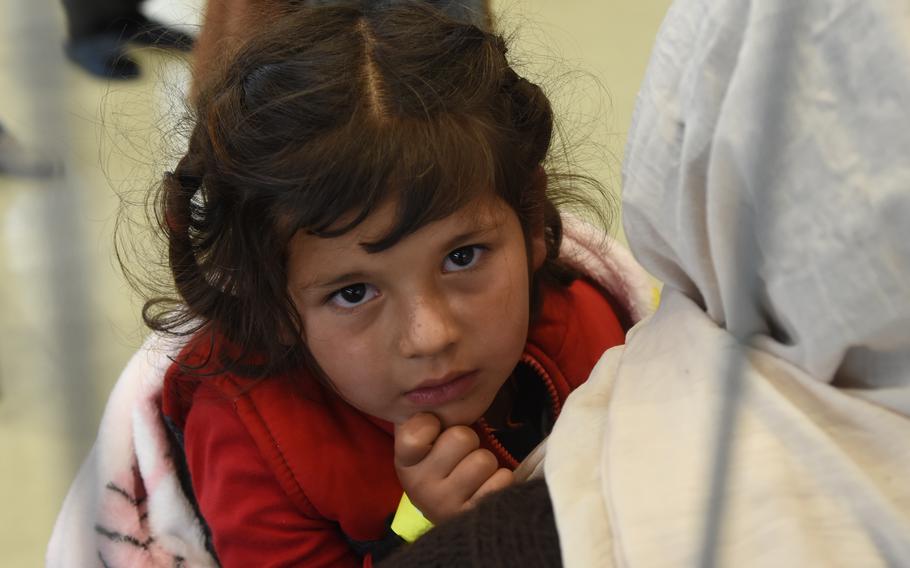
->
[487, 269, 529, 314]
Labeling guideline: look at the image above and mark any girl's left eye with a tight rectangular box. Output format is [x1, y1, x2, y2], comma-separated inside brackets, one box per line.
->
[443, 245, 485, 272]
[327, 283, 379, 309]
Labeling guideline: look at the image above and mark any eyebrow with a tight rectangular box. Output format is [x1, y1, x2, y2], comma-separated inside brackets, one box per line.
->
[431, 225, 496, 256]
[307, 270, 373, 291]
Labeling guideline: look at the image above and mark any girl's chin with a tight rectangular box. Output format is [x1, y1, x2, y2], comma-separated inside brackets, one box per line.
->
[387, 388, 498, 429]
[430, 401, 489, 429]
[386, 404, 484, 430]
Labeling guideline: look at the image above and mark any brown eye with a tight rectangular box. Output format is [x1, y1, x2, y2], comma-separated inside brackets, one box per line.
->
[443, 245, 485, 272]
[448, 247, 475, 267]
[329, 283, 379, 309]
[340, 285, 366, 303]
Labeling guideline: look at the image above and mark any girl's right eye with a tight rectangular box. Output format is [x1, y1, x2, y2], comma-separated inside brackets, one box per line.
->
[328, 283, 379, 309]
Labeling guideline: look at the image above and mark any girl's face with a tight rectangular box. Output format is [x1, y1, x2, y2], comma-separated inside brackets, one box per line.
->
[288, 194, 545, 428]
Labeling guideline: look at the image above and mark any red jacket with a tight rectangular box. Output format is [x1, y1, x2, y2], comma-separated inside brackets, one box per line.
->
[162, 278, 626, 567]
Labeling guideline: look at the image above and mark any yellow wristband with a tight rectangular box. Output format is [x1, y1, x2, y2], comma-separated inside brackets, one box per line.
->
[390, 493, 434, 543]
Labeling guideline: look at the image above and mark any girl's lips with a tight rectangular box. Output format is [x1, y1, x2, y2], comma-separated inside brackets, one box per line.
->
[405, 371, 478, 406]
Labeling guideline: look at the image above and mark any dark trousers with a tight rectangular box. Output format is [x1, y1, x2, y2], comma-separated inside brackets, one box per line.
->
[61, 0, 144, 39]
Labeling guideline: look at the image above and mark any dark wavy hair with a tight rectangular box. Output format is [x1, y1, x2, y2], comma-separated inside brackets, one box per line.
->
[140, 1, 608, 377]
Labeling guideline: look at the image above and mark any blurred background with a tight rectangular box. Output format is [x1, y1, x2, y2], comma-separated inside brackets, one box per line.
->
[0, 0, 671, 564]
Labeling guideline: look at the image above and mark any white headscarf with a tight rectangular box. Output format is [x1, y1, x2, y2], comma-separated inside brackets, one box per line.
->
[623, 0, 910, 404]
[544, 0, 910, 565]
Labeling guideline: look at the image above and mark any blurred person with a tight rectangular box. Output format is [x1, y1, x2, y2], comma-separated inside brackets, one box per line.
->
[61, 0, 195, 79]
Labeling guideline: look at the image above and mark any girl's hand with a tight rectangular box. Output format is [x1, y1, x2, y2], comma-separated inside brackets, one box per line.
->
[394, 412, 513, 524]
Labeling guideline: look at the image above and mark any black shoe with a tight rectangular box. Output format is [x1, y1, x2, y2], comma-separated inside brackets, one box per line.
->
[64, 33, 140, 80]
[120, 15, 195, 52]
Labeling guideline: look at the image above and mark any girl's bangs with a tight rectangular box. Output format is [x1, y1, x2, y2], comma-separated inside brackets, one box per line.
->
[290, 111, 503, 252]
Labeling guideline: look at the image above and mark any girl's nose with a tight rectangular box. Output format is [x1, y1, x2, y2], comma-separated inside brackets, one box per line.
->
[398, 293, 460, 359]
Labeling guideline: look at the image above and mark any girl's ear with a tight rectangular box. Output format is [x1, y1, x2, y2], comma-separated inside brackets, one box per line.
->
[280, 290, 305, 347]
[277, 323, 298, 346]
[275, 310, 298, 346]
[529, 166, 548, 272]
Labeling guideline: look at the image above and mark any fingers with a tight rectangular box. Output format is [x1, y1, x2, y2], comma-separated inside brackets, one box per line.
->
[445, 448, 500, 502]
[394, 419, 515, 523]
[465, 467, 514, 509]
[394, 412, 442, 468]
[418, 426, 480, 479]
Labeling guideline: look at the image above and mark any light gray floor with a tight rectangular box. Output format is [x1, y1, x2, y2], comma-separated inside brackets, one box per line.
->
[0, 1, 669, 564]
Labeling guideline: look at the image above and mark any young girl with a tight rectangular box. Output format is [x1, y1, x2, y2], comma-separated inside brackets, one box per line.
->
[49, 3, 652, 567]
